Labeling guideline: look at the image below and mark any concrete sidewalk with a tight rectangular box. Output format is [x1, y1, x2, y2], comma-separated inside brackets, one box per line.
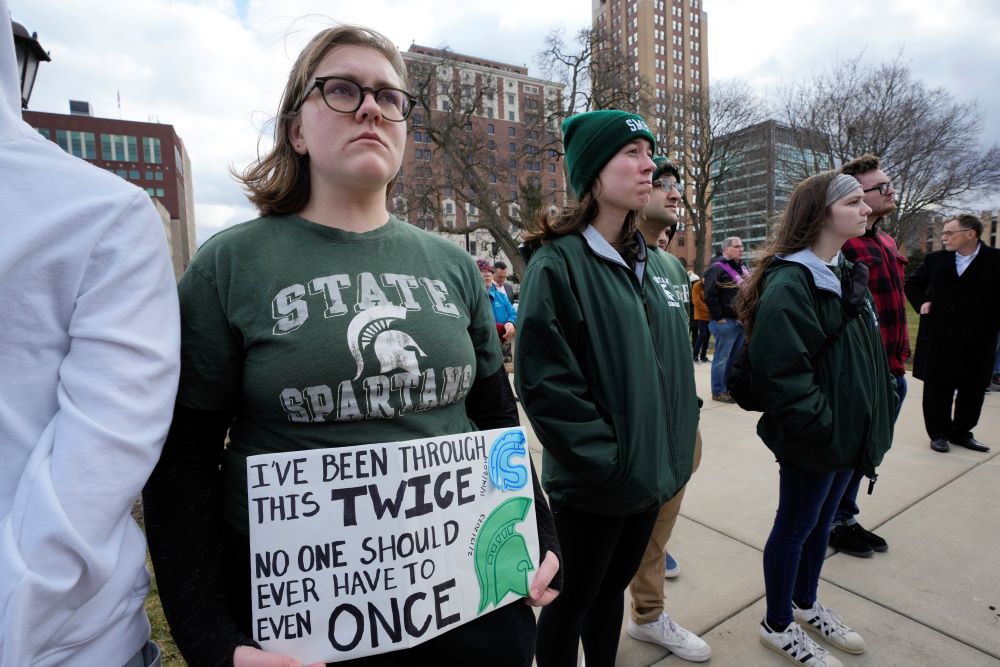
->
[518, 361, 1000, 666]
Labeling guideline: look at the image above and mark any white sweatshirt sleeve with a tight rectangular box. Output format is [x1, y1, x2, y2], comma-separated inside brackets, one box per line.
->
[0, 190, 180, 666]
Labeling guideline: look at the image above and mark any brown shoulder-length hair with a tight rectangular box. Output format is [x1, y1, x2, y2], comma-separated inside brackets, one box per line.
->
[523, 188, 642, 262]
[234, 25, 407, 216]
[735, 170, 839, 339]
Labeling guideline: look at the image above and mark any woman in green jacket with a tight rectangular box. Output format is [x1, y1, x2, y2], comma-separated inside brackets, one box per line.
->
[516, 111, 700, 666]
[737, 172, 896, 667]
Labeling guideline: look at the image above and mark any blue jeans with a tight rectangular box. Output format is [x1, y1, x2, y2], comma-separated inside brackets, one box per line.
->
[833, 373, 907, 525]
[993, 332, 1000, 376]
[708, 319, 744, 395]
[764, 463, 854, 628]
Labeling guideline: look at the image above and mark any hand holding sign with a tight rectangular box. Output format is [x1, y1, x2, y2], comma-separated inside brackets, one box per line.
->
[247, 428, 539, 664]
[234, 646, 325, 667]
[526, 550, 560, 607]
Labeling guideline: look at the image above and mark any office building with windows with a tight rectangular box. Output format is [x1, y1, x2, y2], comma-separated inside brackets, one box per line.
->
[24, 102, 196, 279]
[709, 120, 825, 261]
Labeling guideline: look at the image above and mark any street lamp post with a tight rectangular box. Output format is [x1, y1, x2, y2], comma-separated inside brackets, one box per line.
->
[11, 20, 49, 109]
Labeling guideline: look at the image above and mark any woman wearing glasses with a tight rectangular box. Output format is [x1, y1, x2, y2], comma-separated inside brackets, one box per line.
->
[144, 25, 559, 667]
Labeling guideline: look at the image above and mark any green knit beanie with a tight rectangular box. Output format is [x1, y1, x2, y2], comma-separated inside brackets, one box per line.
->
[562, 110, 657, 198]
[652, 156, 677, 182]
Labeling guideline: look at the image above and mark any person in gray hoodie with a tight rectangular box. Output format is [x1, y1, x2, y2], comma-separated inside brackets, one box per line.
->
[0, 6, 180, 665]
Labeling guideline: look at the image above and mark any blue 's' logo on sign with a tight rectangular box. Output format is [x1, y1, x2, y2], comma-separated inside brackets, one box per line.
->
[488, 430, 528, 491]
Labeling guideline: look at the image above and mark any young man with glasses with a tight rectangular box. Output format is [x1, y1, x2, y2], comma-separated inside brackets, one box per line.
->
[826, 154, 907, 558]
[906, 214, 1000, 455]
[625, 158, 710, 662]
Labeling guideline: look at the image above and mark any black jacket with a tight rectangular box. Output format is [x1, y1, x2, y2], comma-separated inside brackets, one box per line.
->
[703, 258, 747, 320]
[905, 243, 1000, 386]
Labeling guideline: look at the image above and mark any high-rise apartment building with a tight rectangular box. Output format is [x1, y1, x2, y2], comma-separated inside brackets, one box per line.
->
[24, 103, 196, 280]
[395, 45, 565, 274]
[592, 0, 709, 268]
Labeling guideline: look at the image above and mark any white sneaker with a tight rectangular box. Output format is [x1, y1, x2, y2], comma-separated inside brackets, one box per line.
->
[793, 601, 866, 654]
[759, 620, 843, 667]
[627, 612, 711, 662]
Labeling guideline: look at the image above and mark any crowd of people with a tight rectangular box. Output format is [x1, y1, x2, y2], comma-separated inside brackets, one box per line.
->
[2, 16, 999, 667]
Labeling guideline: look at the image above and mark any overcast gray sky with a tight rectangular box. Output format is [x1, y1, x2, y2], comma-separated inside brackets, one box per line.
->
[13, 0, 1000, 243]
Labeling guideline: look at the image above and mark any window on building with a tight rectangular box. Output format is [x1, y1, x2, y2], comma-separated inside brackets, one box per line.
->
[116, 169, 127, 178]
[102, 134, 138, 162]
[145, 170, 154, 180]
[548, 163, 556, 173]
[155, 171, 164, 181]
[487, 123, 495, 134]
[146, 188, 155, 197]
[142, 136, 161, 164]
[509, 142, 516, 153]
[413, 113, 424, 125]
[508, 127, 516, 137]
[56, 130, 96, 160]
[129, 169, 140, 180]
[36, 128, 50, 139]
[507, 94, 514, 104]
[508, 111, 515, 121]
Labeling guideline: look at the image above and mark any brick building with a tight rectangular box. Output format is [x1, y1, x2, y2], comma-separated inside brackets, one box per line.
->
[24, 102, 196, 280]
[394, 45, 565, 276]
[592, 0, 710, 268]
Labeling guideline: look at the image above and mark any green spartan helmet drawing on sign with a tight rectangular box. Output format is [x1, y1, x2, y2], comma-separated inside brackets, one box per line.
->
[474, 496, 535, 614]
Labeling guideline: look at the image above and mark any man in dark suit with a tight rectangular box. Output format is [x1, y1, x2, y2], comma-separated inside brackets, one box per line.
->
[905, 214, 1000, 453]
[492, 260, 516, 303]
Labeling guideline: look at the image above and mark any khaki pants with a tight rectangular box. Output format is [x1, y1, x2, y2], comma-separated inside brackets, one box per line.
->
[628, 430, 702, 624]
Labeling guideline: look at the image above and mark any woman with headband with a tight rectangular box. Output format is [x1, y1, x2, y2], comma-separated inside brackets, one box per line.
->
[736, 172, 896, 667]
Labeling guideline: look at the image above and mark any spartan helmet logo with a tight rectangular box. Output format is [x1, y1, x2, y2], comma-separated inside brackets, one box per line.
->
[346, 305, 427, 380]
[474, 496, 535, 614]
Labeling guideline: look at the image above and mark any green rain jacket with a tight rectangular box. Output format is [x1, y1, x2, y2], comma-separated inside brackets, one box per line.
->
[514, 228, 699, 516]
[750, 249, 896, 478]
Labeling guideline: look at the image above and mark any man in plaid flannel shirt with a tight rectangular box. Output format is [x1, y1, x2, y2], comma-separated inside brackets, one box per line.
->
[828, 154, 909, 559]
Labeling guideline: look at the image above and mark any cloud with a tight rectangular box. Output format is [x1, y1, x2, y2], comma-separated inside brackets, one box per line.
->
[12, 0, 999, 247]
[705, 0, 1000, 147]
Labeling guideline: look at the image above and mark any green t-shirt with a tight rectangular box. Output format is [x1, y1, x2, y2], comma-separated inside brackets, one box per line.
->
[177, 214, 503, 532]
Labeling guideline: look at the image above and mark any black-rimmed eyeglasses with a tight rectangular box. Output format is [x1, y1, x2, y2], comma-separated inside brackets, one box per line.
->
[862, 182, 893, 196]
[653, 179, 683, 193]
[297, 76, 417, 122]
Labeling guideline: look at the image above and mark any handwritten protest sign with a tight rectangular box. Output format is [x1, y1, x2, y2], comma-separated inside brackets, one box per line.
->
[247, 427, 538, 664]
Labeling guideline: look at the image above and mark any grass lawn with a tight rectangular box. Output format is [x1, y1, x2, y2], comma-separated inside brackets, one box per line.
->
[145, 555, 185, 667]
[905, 301, 920, 370]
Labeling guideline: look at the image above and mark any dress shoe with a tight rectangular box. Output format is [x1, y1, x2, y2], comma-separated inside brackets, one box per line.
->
[930, 438, 949, 453]
[949, 437, 990, 452]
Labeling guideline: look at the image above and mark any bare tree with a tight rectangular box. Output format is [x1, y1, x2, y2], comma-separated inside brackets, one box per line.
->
[393, 48, 563, 276]
[536, 26, 655, 120]
[660, 79, 765, 272]
[776, 53, 1000, 246]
